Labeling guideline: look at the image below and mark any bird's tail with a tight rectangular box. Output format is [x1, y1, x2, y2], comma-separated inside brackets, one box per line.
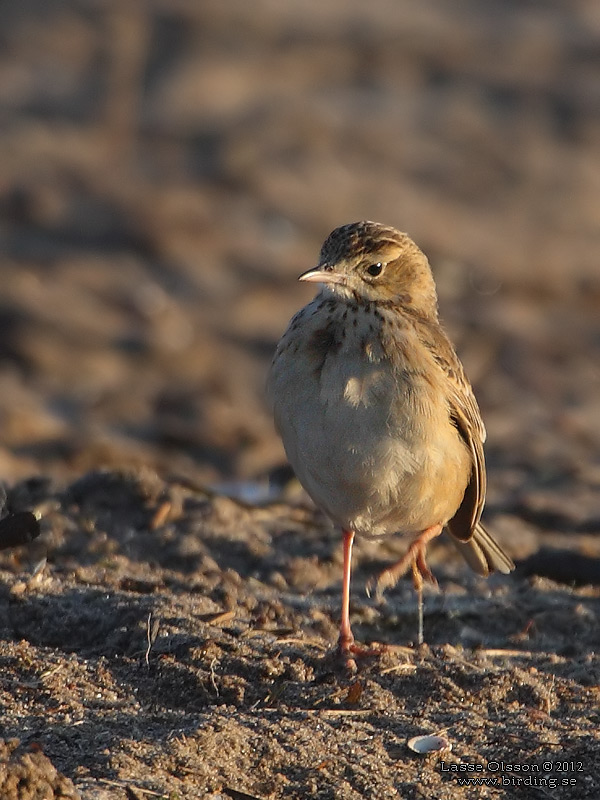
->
[450, 522, 514, 577]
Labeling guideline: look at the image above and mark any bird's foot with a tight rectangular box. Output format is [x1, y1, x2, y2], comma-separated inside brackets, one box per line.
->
[337, 632, 387, 673]
[365, 527, 442, 601]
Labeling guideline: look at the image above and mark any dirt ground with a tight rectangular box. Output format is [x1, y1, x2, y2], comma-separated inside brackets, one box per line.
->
[1, 2, 600, 798]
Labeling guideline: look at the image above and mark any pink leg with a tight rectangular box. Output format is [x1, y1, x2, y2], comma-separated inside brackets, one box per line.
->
[366, 523, 443, 646]
[338, 529, 356, 655]
[366, 523, 443, 598]
[338, 529, 385, 670]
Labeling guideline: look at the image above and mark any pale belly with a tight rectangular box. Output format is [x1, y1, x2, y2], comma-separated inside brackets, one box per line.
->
[270, 312, 472, 537]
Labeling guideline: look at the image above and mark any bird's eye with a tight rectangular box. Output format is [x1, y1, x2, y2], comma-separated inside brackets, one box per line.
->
[366, 262, 384, 277]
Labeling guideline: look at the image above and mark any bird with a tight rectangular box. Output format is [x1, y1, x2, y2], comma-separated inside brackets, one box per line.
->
[267, 221, 514, 669]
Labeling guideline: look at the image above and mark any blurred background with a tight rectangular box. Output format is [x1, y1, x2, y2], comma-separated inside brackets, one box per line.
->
[0, 1, 599, 542]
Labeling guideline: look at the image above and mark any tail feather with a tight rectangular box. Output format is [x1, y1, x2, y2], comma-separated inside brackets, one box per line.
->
[450, 522, 514, 577]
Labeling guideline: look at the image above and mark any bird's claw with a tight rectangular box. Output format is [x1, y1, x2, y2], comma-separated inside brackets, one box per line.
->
[337, 637, 387, 673]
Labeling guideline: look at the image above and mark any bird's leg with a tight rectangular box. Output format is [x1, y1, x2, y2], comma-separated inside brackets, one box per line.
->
[367, 523, 443, 597]
[338, 529, 356, 657]
[337, 529, 385, 670]
[366, 523, 443, 643]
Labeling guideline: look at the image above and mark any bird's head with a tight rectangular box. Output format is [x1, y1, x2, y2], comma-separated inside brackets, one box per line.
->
[300, 221, 438, 317]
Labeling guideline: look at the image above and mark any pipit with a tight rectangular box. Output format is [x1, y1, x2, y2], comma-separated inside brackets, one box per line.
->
[268, 221, 514, 668]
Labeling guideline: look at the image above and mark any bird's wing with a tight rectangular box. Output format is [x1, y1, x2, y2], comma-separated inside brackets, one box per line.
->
[420, 319, 487, 540]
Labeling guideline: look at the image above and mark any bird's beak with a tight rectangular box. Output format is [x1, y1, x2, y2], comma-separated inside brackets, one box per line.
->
[298, 266, 346, 285]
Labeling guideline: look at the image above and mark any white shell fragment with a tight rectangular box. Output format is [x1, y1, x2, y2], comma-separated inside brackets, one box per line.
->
[407, 734, 452, 754]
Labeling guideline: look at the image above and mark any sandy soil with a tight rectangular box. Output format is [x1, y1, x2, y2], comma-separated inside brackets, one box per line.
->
[1, 2, 600, 798]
